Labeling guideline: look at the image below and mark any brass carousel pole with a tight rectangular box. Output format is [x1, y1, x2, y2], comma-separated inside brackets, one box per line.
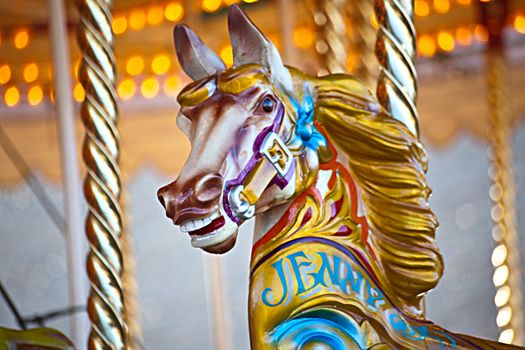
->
[480, 0, 524, 345]
[311, 0, 348, 74]
[347, 0, 377, 86]
[374, 0, 419, 136]
[77, 0, 128, 348]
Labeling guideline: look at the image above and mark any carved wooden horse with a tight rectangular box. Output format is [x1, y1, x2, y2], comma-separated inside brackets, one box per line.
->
[157, 5, 522, 349]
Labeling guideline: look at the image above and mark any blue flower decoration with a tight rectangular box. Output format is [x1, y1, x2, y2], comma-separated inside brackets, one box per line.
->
[292, 94, 327, 152]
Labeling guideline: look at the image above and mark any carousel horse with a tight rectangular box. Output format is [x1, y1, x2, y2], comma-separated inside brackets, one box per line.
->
[157, 5, 522, 349]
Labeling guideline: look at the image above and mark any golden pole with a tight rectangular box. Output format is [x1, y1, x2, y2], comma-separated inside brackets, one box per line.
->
[479, 1, 524, 344]
[374, 0, 419, 136]
[347, 0, 377, 86]
[487, 52, 524, 345]
[77, 0, 128, 348]
[312, 0, 348, 75]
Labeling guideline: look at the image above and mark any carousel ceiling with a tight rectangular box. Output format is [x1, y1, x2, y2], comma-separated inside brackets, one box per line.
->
[0, 0, 524, 185]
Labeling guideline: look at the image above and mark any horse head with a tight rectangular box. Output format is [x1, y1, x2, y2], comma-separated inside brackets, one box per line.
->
[157, 5, 329, 254]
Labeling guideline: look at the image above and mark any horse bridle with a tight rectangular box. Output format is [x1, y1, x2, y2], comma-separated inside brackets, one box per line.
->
[223, 101, 295, 223]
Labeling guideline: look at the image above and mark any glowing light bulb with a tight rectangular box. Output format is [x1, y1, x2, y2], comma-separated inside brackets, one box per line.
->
[496, 307, 512, 327]
[28, 86, 44, 106]
[118, 79, 136, 100]
[14, 29, 29, 49]
[514, 15, 525, 34]
[74, 83, 85, 103]
[493, 265, 509, 287]
[147, 6, 164, 26]
[141, 77, 159, 98]
[112, 16, 128, 35]
[437, 31, 455, 52]
[433, 0, 450, 14]
[499, 329, 514, 344]
[127, 56, 144, 76]
[129, 10, 146, 30]
[220, 45, 234, 67]
[475, 25, 488, 42]
[415, 0, 430, 17]
[164, 76, 181, 96]
[165, 2, 184, 22]
[23, 63, 39, 83]
[0, 64, 11, 84]
[495, 286, 511, 307]
[293, 26, 314, 49]
[202, 0, 221, 13]
[152, 54, 171, 75]
[5, 86, 20, 107]
[418, 34, 436, 57]
[491, 244, 507, 267]
[456, 27, 472, 46]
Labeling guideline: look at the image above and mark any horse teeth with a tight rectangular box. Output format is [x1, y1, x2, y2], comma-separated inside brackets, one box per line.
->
[180, 211, 220, 232]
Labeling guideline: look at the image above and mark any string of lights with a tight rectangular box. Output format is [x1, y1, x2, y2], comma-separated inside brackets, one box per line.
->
[0, 1, 524, 109]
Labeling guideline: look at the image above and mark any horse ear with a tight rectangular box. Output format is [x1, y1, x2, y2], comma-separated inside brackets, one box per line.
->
[173, 24, 226, 80]
[228, 5, 292, 92]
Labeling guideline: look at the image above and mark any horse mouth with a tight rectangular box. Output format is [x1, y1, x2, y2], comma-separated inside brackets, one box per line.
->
[180, 210, 222, 234]
[179, 210, 235, 249]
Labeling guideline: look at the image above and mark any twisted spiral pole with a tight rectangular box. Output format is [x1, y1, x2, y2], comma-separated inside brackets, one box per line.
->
[374, 0, 419, 136]
[347, 0, 377, 87]
[312, 0, 348, 74]
[487, 52, 524, 345]
[77, 0, 127, 348]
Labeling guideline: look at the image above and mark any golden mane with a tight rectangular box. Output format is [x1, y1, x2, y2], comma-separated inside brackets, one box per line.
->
[307, 72, 443, 313]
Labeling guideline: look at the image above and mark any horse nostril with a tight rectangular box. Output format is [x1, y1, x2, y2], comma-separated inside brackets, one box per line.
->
[195, 173, 223, 202]
[157, 187, 169, 208]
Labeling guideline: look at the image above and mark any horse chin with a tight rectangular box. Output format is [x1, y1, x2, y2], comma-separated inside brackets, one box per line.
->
[189, 214, 239, 254]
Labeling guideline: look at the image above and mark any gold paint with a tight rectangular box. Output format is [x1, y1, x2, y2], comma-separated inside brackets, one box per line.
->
[77, 0, 128, 348]
[217, 64, 268, 95]
[177, 76, 217, 107]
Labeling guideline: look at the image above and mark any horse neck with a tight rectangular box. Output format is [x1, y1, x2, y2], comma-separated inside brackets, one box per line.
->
[251, 157, 371, 262]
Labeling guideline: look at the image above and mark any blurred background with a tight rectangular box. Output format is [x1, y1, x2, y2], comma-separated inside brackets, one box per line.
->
[0, 0, 524, 349]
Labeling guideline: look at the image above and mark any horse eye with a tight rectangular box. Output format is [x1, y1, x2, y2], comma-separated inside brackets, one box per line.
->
[261, 97, 274, 113]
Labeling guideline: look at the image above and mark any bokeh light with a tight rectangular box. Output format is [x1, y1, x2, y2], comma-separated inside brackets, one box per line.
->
[5, 86, 20, 107]
[202, 0, 221, 13]
[415, 0, 430, 17]
[433, 0, 450, 14]
[23, 63, 39, 83]
[141, 77, 160, 99]
[0, 64, 11, 84]
[147, 6, 164, 26]
[129, 10, 146, 30]
[165, 2, 184, 22]
[14, 29, 29, 49]
[220, 45, 234, 67]
[418, 34, 436, 57]
[118, 79, 136, 100]
[112, 16, 128, 35]
[152, 54, 171, 75]
[164, 76, 181, 96]
[293, 26, 314, 49]
[437, 31, 455, 51]
[515, 15, 525, 34]
[28, 85, 43, 106]
[456, 27, 472, 46]
[127, 56, 145, 76]
[74, 83, 85, 103]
